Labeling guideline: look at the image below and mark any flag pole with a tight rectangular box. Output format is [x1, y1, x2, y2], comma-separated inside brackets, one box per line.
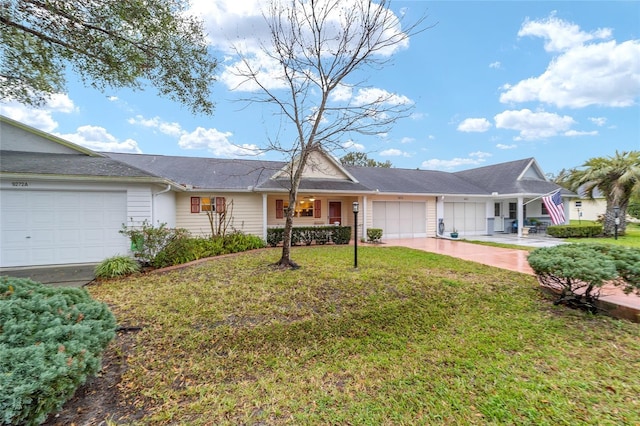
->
[523, 188, 561, 206]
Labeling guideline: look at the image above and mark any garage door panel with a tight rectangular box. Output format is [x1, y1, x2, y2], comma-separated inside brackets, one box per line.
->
[373, 201, 427, 239]
[1, 190, 128, 267]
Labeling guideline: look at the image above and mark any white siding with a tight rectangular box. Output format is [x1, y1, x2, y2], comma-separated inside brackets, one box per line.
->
[176, 193, 263, 237]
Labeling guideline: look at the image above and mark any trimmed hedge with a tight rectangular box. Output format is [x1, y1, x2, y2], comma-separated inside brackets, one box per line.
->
[0, 277, 117, 425]
[367, 228, 383, 243]
[546, 224, 603, 238]
[266, 226, 352, 247]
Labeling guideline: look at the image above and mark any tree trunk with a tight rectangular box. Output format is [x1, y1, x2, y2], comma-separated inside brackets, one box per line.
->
[276, 203, 300, 269]
[604, 199, 628, 236]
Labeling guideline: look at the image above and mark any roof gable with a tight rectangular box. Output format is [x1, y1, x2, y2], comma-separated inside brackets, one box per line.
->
[0, 115, 102, 156]
[272, 150, 358, 182]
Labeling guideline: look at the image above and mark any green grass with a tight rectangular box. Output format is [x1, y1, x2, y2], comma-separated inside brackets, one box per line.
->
[89, 246, 640, 425]
[564, 221, 640, 247]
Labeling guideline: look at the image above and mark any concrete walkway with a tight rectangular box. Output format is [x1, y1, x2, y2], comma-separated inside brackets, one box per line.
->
[0, 263, 96, 288]
[382, 236, 640, 321]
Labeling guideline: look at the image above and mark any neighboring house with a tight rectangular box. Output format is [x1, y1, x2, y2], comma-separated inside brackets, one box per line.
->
[0, 116, 574, 268]
[570, 187, 606, 222]
[0, 116, 180, 268]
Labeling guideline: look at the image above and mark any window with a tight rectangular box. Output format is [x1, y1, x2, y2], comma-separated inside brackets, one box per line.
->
[276, 199, 321, 218]
[508, 202, 526, 219]
[201, 197, 213, 212]
[191, 196, 225, 213]
[541, 201, 549, 215]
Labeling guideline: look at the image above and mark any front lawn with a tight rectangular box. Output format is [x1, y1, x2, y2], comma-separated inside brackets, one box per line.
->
[89, 246, 640, 425]
[565, 221, 640, 247]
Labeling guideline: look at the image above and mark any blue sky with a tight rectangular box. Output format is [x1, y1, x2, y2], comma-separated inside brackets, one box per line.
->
[2, 1, 639, 176]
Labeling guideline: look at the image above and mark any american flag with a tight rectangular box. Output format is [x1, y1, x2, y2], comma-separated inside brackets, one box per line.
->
[542, 190, 566, 225]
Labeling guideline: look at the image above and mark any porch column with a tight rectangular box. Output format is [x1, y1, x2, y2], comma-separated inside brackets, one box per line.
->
[362, 195, 367, 240]
[517, 196, 524, 237]
[262, 193, 268, 241]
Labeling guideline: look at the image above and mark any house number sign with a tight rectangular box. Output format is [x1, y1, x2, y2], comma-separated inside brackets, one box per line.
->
[11, 181, 29, 187]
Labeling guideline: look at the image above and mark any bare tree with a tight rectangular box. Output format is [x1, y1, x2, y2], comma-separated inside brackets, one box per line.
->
[231, 0, 428, 268]
[205, 197, 234, 238]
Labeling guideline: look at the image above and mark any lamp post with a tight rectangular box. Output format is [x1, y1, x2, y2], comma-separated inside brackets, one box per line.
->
[614, 206, 620, 240]
[353, 201, 359, 268]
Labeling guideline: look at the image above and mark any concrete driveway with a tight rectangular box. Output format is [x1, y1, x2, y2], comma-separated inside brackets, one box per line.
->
[0, 263, 96, 288]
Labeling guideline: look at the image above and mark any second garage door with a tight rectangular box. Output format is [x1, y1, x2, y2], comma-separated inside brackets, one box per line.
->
[372, 201, 427, 239]
[1, 190, 128, 267]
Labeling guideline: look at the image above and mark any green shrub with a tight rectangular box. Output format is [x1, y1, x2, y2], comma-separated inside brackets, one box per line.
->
[95, 255, 140, 279]
[0, 277, 116, 425]
[584, 244, 640, 293]
[267, 228, 284, 247]
[120, 220, 190, 266]
[367, 228, 383, 243]
[222, 231, 266, 253]
[546, 224, 603, 238]
[527, 243, 639, 313]
[331, 226, 352, 245]
[154, 236, 224, 268]
[267, 226, 353, 246]
[153, 233, 266, 268]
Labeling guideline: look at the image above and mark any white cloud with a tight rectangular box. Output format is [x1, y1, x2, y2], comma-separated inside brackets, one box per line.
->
[489, 61, 502, 69]
[589, 117, 607, 127]
[421, 156, 488, 171]
[469, 151, 492, 159]
[564, 130, 598, 137]
[128, 115, 184, 137]
[380, 148, 410, 157]
[1, 94, 76, 132]
[342, 140, 365, 151]
[400, 137, 415, 144]
[192, 0, 408, 56]
[330, 84, 354, 103]
[457, 118, 492, 133]
[518, 13, 612, 52]
[193, 0, 410, 92]
[501, 15, 640, 108]
[494, 109, 576, 140]
[352, 88, 413, 107]
[56, 126, 142, 153]
[496, 143, 517, 150]
[178, 127, 260, 157]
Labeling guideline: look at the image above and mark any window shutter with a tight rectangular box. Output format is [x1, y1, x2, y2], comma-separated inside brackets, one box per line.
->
[191, 197, 200, 213]
[276, 199, 284, 219]
[216, 197, 226, 213]
[314, 199, 321, 218]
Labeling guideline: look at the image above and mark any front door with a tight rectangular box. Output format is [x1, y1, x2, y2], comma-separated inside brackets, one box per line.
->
[329, 201, 342, 225]
[494, 202, 504, 232]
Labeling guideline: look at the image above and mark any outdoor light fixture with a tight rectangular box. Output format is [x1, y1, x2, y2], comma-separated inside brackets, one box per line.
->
[353, 201, 359, 268]
[614, 206, 620, 240]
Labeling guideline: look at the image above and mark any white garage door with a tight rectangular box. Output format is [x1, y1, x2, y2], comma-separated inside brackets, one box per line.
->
[443, 202, 486, 234]
[1, 190, 128, 267]
[372, 201, 427, 239]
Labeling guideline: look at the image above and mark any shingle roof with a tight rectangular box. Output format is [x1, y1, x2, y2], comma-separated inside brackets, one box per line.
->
[345, 166, 489, 194]
[453, 157, 573, 196]
[0, 151, 160, 179]
[107, 152, 287, 189]
[104, 152, 572, 197]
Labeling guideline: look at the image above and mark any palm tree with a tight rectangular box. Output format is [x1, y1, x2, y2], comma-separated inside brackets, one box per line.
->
[565, 151, 640, 236]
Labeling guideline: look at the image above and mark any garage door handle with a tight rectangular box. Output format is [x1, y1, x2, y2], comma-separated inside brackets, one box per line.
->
[26, 236, 31, 239]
